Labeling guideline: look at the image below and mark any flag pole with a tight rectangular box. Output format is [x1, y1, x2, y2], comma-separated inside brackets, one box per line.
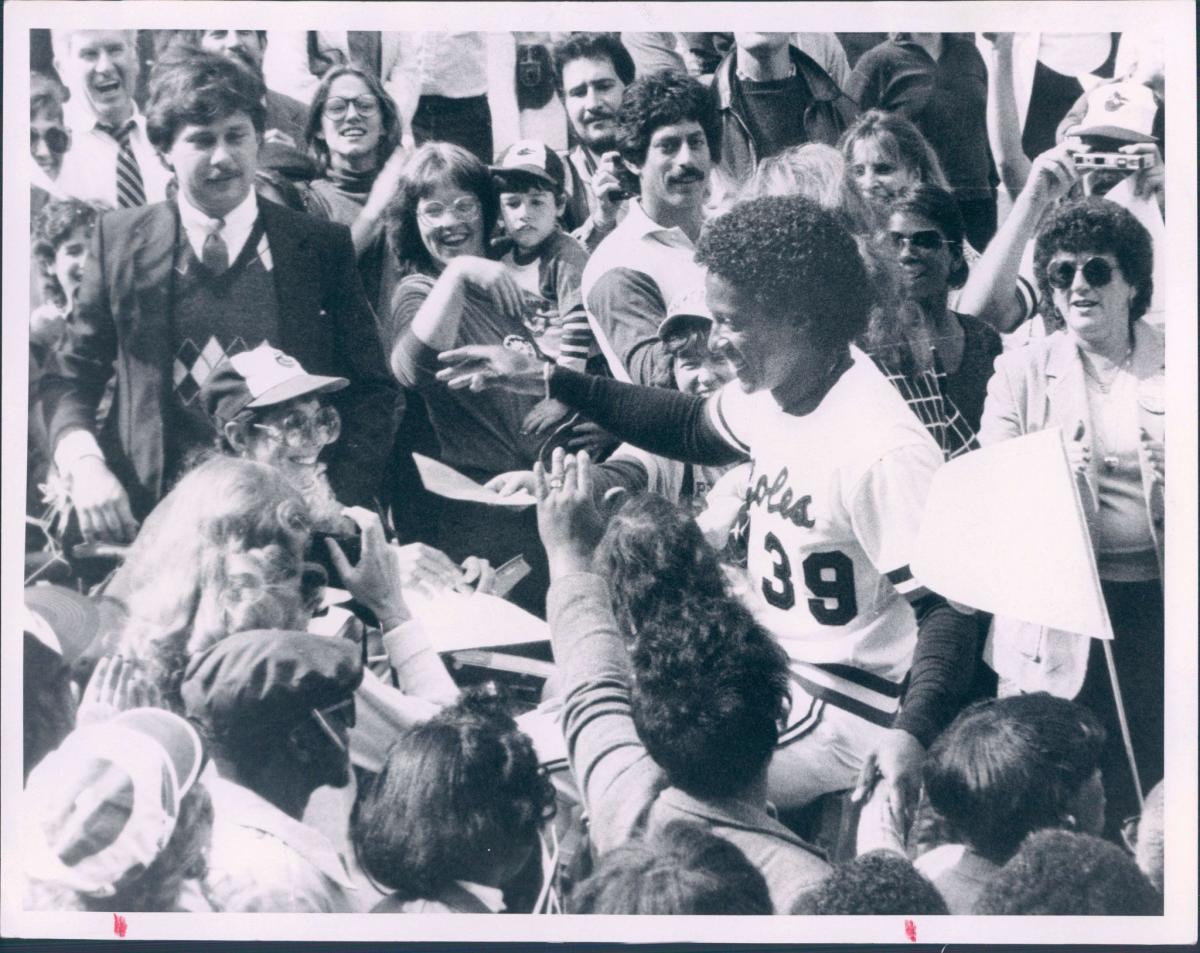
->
[1102, 639, 1145, 811]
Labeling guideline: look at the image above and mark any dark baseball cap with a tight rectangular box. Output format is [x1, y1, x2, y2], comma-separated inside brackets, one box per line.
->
[490, 139, 566, 191]
[181, 630, 362, 749]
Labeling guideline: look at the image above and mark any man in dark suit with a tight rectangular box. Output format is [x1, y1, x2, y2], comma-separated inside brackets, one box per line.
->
[40, 49, 397, 543]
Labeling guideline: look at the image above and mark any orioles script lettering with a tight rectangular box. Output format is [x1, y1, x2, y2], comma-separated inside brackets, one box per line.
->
[749, 466, 815, 528]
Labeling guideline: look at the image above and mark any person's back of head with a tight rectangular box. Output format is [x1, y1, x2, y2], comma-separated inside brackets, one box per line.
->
[569, 822, 773, 914]
[791, 850, 948, 915]
[739, 143, 846, 212]
[352, 690, 555, 904]
[974, 829, 1161, 915]
[923, 693, 1106, 865]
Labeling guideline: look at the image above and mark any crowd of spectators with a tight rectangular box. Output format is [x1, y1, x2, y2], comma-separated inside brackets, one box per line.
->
[21, 26, 1170, 920]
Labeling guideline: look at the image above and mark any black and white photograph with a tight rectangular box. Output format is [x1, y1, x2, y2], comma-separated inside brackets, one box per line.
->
[2, 1, 1195, 946]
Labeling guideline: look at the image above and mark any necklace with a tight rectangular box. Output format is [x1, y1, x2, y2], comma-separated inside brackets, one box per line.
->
[1080, 342, 1134, 395]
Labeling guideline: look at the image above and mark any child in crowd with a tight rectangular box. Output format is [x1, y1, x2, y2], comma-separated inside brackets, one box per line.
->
[489, 139, 594, 436]
[30, 71, 71, 215]
[31, 198, 100, 356]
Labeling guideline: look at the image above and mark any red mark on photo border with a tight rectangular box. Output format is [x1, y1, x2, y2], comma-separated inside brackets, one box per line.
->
[904, 918, 917, 942]
[113, 913, 128, 937]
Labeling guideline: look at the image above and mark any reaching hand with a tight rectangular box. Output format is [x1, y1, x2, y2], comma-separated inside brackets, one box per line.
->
[363, 144, 410, 217]
[1121, 143, 1165, 213]
[76, 655, 164, 727]
[535, 447, 605, 579]
[852, 727, 926, 835]
[449, 256, 526, 322]
[326, 506, 408, 628]
[68, 456, 140, 544]
[394, 541, 468, 594]
[437, 344, 546, 395]
[459, 556, 497, 594]
[522, 397, 573, 436]
[591, 152, 630, 230]
[1027, 142, 1081, 207]
[563, 419, 618, 459]
[485, 470, 537, 497]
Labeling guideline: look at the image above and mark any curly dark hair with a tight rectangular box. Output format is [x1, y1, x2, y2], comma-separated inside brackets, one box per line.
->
[975, 829, 1162, 915]
[32, 198, 101, 309]
[596, 494, 790, 798]
[568, 821, 773, 914]
[616, 71, 721, 167]
[146, 48, 266, 153]
[384, 142, 500, 278]
[552, 32, 636, 92]
[791, 850, 948, 915]
[305, 65, 403, 176]
[696, 195, 873, 352]
[351, 690, 555, 902]
[1033, 196, 1154, 328]
[923, 692, 1106, 864]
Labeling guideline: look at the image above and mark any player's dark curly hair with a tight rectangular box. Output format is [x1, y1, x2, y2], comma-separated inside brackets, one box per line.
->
[923, 692, 1106, 864]
[146, 48, 266, 153]
[568, 821, 773, 914]
[552, 32, 636, 92]
[350, 690, 555, 902]
[1033, 196, 1153, 329]
[791, 850, 948, 915]
[596, 494, 790, 798]
[385, 142, 500, 278]
[616, 71, 721, 167]
[696, 195, 873, 353]
[975, 829, 1162, 915]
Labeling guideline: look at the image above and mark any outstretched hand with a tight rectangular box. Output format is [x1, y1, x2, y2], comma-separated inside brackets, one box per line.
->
[437, 344, 546, 395]
[76, 655, 164, 727]
[327, 507, 409, 629]
[535, 447, 605, 579]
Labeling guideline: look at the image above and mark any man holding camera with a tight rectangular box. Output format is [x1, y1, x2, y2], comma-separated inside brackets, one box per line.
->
[580, 71, 717, 385]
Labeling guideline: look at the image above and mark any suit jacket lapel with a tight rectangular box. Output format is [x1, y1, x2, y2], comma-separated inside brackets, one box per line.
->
[260, 200, 320, 356]
[127, 203, 178, 361]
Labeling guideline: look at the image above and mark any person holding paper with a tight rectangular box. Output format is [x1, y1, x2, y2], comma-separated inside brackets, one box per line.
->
[977, 196, 1164, 837]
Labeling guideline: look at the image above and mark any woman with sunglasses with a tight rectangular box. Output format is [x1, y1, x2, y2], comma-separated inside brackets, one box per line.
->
[978, 196, 1164, 839]
[863, 184, 1001, 459]
[385, 142, 553, 615]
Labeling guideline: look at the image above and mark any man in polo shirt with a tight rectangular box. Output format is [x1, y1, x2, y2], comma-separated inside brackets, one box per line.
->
[182, 630, 363, 912]
[40, 50, 397, 544]
[52, 29, 172, 208]
[581, 71, 717, 385]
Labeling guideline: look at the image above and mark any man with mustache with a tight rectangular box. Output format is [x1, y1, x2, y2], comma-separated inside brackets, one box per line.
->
[52, 30, 173, 208]
[552, 32, 636, 252]
[578, 71, 718, 385]
[40, 50, 397, 546]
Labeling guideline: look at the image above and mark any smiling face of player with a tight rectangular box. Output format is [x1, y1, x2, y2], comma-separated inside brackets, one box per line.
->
[705, 272, 806, 397]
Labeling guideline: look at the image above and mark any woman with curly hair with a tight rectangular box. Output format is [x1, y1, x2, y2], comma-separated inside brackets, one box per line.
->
[979, 196, 1163, 837]
[352, 691, 555, 913]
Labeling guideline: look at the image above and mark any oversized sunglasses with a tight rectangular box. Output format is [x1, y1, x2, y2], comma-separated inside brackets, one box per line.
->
[253, 405, 341, 448]
[323, 95, 380, 119]
[1046, 257, 1115, 291]
[417, 196, 482, 224]
[31, 126, 70, 154]
[887, 229, 950, 253]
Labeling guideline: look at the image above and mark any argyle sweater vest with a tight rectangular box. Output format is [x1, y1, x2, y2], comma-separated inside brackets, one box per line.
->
[165, 216, 280, 480]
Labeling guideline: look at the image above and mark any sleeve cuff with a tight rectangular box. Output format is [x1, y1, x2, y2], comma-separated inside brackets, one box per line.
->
[381, 619, 437, 667]
[54, 429, 104, 475]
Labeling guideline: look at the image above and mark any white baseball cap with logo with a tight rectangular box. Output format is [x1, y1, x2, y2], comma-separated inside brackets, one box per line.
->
[1067, 80, 1159, 143]
[201, 343, 348, 426]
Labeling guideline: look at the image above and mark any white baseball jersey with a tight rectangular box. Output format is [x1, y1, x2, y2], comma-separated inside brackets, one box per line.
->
[708, 347, 943, 730]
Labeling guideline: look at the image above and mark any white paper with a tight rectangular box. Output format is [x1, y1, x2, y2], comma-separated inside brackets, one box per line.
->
[413, 453, 535, 507]
[912, 427, 1113, 639]
[403, 588, 549, 651]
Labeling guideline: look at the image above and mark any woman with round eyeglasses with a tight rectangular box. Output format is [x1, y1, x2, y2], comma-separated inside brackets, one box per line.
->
[978, 196, 1165, 839]
[863, 184, 1001, 459]
[385, 142, 552, 616]
[300, 66, 406, 315]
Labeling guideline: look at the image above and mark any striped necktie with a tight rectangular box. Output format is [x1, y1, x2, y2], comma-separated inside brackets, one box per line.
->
[102, 119, 146, 208]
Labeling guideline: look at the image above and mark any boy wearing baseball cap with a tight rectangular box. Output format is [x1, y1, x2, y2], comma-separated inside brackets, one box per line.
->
[490, 140, 596, 437]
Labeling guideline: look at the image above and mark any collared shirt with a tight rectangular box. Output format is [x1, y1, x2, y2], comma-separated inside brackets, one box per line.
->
[453, 880, 506, 912]
[177, 187, 260, 263]
[580, 198, 707, 385]
[56, 101, 171, 209]
[203, 773, 357, 912]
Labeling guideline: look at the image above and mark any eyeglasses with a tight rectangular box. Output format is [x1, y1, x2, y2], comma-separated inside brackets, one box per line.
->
[1046, 256, 1115, 291]
[888, 229, 951, 253]
[252, 405, 341, 448]
[31, 127, 70, 154]
[417, 196, 482, 225]
[323, 95, 380, 119]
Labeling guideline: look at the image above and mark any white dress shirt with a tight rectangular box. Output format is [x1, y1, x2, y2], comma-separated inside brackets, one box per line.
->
[56, 101, 171, 209]
[177, 187, 260, 263]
